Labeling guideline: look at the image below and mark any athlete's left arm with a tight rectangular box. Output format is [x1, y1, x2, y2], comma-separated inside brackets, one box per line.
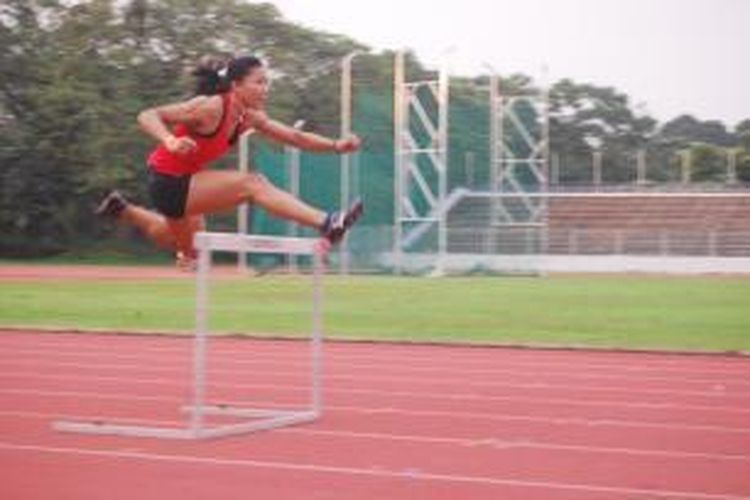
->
[249, 111, 361, 154]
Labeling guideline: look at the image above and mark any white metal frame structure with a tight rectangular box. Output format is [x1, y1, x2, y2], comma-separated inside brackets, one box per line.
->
[54, 232, 325, 440]
[237, 130, 254, 272]
[393, 51, 449, 273]
[489, 72, 549, 260]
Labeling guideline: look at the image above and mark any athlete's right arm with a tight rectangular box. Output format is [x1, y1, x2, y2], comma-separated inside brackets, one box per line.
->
[137, 96, 211, 154]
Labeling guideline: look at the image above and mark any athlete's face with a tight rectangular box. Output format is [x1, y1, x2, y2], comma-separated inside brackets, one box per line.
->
[234, 66, 270, 109]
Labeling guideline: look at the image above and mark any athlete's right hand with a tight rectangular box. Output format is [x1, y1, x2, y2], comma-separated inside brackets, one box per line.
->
[164, 135, 197, 155]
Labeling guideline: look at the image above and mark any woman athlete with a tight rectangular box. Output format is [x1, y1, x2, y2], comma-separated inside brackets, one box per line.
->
[96, 55, 363, 268]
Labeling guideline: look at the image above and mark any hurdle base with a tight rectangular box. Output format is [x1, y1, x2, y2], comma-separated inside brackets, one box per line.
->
[53, 420, 199, 439]
[52, 407, 319, 440]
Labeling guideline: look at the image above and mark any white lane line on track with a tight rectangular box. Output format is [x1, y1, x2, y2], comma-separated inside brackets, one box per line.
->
[3, 409, 749, 462]
[2, 370, 749, 414]
[1, 342, 748, 379]
[3, 346, 750, 388]
[0, 441, 747, 500]
[2, 358, 750, 400]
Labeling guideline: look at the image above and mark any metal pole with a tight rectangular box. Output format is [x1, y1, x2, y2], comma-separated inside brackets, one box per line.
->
[286, 120, 305, 273]
[437, 58, 449, 275]
[237, 131, 252, 272]
[287, 144, 301, 199]
[540, 64, 551, 274]
[593, 149, 603, 187]
[486, 63, 504, 255]
[540, 64, 551, 194]
[191, 243, 211, 436]
[488, 68, 500, 243]
[728, 148, 738, 185]
[465, 151, 475, 187]
[636, 149, 647, 185]
[340, 51, 360, 275]
[681, 150, 692, 184]
[393, 51, 405, 274]
[489, 71, 499, 193]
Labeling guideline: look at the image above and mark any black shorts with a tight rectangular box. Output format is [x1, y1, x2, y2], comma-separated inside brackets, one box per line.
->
[147, 168, 192, 218]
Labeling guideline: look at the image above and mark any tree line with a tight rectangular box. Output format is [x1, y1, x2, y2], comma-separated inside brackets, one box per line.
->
[1, 0, 748, 257]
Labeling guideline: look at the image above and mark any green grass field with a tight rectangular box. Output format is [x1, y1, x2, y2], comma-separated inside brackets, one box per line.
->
[1, 273, 749, 353]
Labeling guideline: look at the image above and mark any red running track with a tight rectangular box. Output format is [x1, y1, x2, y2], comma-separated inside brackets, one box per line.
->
[0, 329, 749, 500]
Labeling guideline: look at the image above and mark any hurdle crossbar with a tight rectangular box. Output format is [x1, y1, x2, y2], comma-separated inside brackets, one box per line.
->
[53, 232, 325, 440]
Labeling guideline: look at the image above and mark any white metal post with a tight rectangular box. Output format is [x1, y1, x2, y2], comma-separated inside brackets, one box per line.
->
[489, 72, 499, 194]
[728, 148, 738, 185]
[681, 150, 692, 184]
[437, 61, 449, 275]
[237, 131, 252, 272]
[540, 65, 551, 275]
[393, 51, 405, 273]
[191, 241, 211, 435]
[286, 120, 305, 274]
[593, 150, 603, 187]
[636, 149, 647, 185]
[484, 65, 501, 253]
[464, 151, 475, 187]
[340, 52, 360, 275]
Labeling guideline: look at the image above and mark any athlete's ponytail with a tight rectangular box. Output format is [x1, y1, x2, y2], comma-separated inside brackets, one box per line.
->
[192, 55, 264, 95]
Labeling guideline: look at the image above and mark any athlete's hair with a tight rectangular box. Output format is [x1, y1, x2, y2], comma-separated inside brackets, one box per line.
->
[192, 55, 263, 96]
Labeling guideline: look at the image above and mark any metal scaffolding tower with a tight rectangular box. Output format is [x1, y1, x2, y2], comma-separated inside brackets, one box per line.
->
[393, 51, 449, 273]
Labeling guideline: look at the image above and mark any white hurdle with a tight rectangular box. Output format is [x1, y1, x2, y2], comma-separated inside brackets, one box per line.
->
[53, 232, 325, 440]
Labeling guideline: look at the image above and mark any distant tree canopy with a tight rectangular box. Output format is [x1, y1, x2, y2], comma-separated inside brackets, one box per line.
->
[660, 115, 737, 147]
[0, 0, 366, 256]
[0, 0, 748, 257]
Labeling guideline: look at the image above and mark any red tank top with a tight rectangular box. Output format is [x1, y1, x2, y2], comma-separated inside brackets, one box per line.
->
[148, 93, 239, 175]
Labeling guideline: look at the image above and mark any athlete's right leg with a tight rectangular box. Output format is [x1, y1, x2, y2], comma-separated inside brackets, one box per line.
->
[184, 169, 327, 227]
[185, 169, 363, 245]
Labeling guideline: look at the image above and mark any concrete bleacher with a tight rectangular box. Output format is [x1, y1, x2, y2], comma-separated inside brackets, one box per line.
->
[547, 194, 750, 256]
[549, 195, 750, 230]
[445, 189, 750, 257]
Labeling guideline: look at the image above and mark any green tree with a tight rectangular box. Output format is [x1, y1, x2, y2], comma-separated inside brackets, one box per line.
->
[0, 0, 369, 256]
[660, 115, 736, 147]
[548, 79, 657, 183]
[686, 143, 729, 182]
[735, 122, 750, 182]
[736, 119, 750, 136]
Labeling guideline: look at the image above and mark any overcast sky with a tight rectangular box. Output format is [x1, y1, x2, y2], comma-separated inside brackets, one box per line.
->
[265, 0, 749, 127]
